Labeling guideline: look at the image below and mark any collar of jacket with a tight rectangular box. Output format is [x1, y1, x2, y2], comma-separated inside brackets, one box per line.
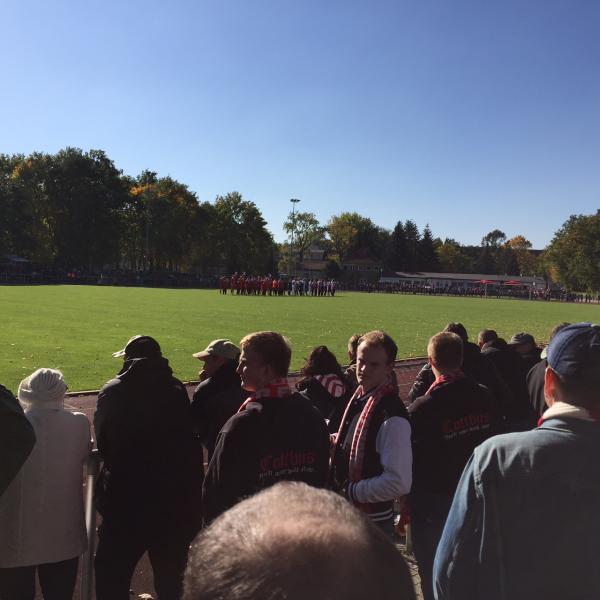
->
[117, 356, 172, 380]
[538, 401, 597, 425]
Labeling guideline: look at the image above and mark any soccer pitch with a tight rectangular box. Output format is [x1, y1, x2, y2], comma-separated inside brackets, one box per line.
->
[1, 285, 598, 392]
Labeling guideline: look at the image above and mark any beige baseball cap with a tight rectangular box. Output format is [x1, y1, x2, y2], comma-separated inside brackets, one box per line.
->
[193, 339, 240, 361]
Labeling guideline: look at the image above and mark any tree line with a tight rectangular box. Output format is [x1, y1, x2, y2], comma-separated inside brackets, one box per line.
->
[1, 148, 598, 291]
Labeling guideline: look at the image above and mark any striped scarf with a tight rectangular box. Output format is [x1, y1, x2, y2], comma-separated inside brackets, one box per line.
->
[335, 375, 395, 486]
[314, 374, 346, 398]
[237, 378, 291, 412]
[425, 370, 466, 396]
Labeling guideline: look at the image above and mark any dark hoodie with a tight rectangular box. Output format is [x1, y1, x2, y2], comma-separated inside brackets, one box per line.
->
[191, 360, 246, 460]
[94, 357, 203, 520]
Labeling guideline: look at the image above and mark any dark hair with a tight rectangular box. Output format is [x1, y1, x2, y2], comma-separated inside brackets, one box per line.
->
[240, 331, 291, 377]
[359, 331, 398, 364]
[184, 482, 416, 600]
[478, 329, 497, 345]
[428, 332, 464, 371]
[443, 322, 468, 343]
[301, 346, 343, 378]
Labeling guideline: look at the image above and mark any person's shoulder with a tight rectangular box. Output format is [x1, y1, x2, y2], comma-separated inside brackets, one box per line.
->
[99, 376, 121, 395]
[408, 391, 433, 413]
[379, 391, 409, 418]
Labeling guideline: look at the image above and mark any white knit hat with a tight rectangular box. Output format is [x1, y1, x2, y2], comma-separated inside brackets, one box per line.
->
[18, 368, 67, 409]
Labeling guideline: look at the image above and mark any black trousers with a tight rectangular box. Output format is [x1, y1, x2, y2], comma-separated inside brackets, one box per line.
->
[95, 514, 193, 600]
[0, 556, 79, 600]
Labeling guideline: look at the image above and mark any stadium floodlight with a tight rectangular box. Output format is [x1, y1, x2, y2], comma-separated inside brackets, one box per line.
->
[290, 198, 301, 277]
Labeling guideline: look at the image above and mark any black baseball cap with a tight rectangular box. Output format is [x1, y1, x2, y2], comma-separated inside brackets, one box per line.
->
[112, 335, 162, 359]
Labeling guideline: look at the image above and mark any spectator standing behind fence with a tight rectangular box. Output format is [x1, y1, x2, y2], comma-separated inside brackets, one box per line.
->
[296, 345, 351, 433]
[478, 329, 536, 430]
[433, 322, 600, 600]
[190, 339, 246, 462]
[0, 369, 91, 600]
[0, 383, 36, 498]
[409, 323, 512, 423]
[408, 333, 498, 600]
[184, 482, 416, 600]
[330, 330, 412, 538]
[201, 331, 330, 525]
[94, 335, 203, 600]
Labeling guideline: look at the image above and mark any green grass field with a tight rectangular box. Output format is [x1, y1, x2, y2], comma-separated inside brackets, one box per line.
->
[1, 285, 598, 392]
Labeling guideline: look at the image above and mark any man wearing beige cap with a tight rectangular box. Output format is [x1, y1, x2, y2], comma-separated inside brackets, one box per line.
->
[190, 339, 246, 461]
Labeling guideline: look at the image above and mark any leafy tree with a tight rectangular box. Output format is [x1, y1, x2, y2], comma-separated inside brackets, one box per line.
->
[544, 211, 600, 291]
[212, 192, 274, 273]
[283, 211, 325, 267]
[436, 238, 473, 273]
[506, 235, 536, 276]
[326, 214, 358, 262]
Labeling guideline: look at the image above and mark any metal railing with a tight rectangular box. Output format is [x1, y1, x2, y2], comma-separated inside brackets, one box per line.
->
[81, 449, 100, 600]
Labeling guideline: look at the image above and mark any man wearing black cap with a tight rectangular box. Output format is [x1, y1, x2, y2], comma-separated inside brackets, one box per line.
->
[94, 335, 203, 600]
[433, 322, 600, 600]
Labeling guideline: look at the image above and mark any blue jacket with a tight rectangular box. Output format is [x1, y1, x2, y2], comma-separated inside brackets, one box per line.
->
[433, 418, 600, 600]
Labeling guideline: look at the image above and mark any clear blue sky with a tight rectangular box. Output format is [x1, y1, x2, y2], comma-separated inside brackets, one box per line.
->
[2, 0, 599, 248]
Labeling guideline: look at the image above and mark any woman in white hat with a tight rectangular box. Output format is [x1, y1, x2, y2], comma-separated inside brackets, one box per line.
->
[0, 369, 92, 600]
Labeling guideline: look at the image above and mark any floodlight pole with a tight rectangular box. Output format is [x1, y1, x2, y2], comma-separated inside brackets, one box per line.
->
[290, 198, 300, 277]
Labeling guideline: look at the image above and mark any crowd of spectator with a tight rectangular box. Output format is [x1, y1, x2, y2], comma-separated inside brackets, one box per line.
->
[1, 321, 599, 600]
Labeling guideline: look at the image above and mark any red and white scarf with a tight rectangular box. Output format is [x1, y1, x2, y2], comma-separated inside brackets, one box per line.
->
[335, 375, 395, 485]
[237, 378, 291, 412]
[315, 374, 346, 398]
[425, 370, 466, 396]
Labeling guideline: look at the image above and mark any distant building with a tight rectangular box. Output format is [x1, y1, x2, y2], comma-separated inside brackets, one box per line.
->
[379, 271, 546, 289]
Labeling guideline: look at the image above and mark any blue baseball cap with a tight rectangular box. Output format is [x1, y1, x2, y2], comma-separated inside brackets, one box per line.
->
[547, 322, 600, 378]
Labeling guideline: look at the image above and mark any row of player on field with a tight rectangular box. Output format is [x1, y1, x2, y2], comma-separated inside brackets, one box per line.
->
[219, 274, 337, 295]
[1, 321, 599, 600]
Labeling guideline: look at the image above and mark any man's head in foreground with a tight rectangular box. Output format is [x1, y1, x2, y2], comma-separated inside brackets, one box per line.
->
[237, 331, 291, 392]
[184, 482, 416, 600]
[545, 322, 600, 417]
[356, 330, 397, 392]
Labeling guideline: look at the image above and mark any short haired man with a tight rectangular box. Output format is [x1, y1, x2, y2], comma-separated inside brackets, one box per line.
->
[184, 482, 416, 600]
[409, 323, 513, 427]
[190, 339, 246, 462]
[408, 332, 498, 600]
[94, 335, 203, 600]
[201, 331, 330, 524]
[433, 322, 600, 600]
[330, 330, 412, 537]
